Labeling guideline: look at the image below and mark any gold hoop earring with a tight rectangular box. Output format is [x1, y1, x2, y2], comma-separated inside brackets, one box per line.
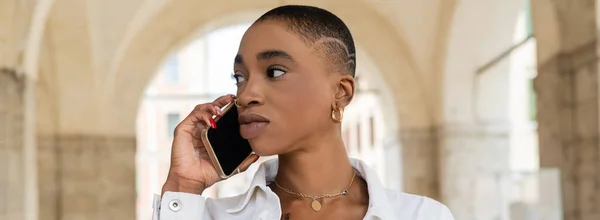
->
[234, 99, 242, 107]
[331, 107, 344, 123]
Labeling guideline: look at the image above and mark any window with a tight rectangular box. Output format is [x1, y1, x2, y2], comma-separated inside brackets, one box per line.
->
[528, 79, 537, 121]
[525, 0, 534, 36]
[167, 113, 180, 139]
[369, 116, 376, 148]
[164, 56, 179, 83]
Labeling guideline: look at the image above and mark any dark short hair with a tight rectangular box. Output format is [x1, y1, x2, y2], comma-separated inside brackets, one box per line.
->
[254, 5, 356, 77]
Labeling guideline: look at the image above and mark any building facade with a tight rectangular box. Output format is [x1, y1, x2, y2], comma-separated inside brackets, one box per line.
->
[1, 0, 598, 219]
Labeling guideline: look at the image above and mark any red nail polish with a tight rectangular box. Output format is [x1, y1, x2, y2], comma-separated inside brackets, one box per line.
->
[210, 118, 217, 128]
[253, 156, 260, 163]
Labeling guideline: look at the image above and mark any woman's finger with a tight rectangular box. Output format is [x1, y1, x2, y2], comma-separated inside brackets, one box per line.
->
[190, 104, 218, 128]
[179, 95, 231, 133]
[212, 94, 235, 107]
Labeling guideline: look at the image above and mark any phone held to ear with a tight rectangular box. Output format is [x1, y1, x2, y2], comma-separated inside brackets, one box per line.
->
[200, 100, 254, 179]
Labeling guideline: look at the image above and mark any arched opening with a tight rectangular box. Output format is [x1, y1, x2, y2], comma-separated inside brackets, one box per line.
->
[134, 22, 401, 219]
[112, 2, 434, 219]
[112, 0, 432, 136]
[135, 23, 251, 220]
[503, 3, 545, 219]
[343, 56, 402, 191]
[439, 0, 550, 219]
[508, 0, 538, 174]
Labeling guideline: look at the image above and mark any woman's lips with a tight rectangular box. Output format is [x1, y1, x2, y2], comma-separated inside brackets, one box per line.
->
[238, 113, 270, 139]
[240, 122, 269, 139]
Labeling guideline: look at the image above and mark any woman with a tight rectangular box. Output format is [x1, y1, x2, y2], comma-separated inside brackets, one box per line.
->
[153, 5, 454, 220]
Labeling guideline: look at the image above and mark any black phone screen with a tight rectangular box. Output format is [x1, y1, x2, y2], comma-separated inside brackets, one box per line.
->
[206, 105, 253, 176]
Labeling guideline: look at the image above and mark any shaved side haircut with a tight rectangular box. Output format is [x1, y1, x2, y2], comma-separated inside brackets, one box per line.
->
[254, 5, 357, 77]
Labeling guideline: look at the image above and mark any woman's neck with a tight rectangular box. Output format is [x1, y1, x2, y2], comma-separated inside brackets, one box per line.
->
[274, 135, 355, 196]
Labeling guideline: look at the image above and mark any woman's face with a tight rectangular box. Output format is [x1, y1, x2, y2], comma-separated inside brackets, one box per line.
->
[233, 20, 350, 156]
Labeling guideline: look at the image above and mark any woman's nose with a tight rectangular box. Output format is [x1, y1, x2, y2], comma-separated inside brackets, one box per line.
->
[236, 77, 265, 107]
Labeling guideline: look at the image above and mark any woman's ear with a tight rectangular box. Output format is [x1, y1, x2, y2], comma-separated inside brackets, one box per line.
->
[335, 74, 355, 108]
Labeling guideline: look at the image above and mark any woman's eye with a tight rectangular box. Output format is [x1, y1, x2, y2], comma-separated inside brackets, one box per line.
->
[267, 68, 286, 78]
[232, 74, 246, 84]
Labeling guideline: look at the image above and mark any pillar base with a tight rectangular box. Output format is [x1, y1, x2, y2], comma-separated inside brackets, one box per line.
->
[38, 135, 136, 220]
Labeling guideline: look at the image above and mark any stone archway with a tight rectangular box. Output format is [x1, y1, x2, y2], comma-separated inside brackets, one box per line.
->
[531, 0, 600, 219]
[131, 23, 405, 208]
[343, 45, 403, 190]
[31, 1, 442, 219]
[111, 0, 438, 199]
[111, 0, 432, 132]
[440, 0, 526, 219]
[1, 0, 56, 219]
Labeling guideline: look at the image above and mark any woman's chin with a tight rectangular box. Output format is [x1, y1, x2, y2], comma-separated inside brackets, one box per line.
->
[249, 141, 283, 157]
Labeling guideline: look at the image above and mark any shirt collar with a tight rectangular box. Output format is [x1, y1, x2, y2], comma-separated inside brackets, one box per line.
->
[226, 158, 395, 219]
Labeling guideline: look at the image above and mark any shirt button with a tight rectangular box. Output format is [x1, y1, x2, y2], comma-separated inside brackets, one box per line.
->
[168, 199, 181, 212]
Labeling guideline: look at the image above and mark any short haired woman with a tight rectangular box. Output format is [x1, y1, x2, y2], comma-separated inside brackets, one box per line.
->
[153, 5, 454, 220]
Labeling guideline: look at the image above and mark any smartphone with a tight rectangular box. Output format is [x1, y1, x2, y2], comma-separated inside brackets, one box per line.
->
[201, 100, 254, 179]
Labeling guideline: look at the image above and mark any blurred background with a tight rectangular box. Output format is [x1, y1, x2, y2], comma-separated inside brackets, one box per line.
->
[1, 0, 598, 219]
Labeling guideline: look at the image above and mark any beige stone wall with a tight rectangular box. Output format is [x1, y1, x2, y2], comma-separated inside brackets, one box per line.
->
[3, 1, 600, 219]
[399, 128, 440, 200]
[38, 135, 58, 220]
[38, 135, 136, 220]
[0, 69, 25, 219]
[535, 42, 600, 220]
[439, 123, 511, 220]
[531, 0, 600, 219]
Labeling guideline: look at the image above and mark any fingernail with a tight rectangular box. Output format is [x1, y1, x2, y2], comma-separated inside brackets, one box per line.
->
[210, 118, 217, 128]
[252, 156, 260, 163]
[214, 106, 222, 116]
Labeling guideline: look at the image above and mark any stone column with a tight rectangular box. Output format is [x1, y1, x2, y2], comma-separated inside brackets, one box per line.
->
[535, 41, 600, 220]
[398, 128, 440, 201]
[38, 135, 59, 220]
[0, 68, 25, 219]
[38, 135, 137, 220]
[439, 122, 511, 220]
[531, 0, 600, 219]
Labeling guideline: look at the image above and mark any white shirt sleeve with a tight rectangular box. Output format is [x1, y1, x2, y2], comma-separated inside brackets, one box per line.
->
[440, 204, 455, 220]
[152, 192, 207, 220]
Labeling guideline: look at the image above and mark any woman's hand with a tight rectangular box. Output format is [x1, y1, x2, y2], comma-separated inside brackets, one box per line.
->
[161, 94, 260, 195]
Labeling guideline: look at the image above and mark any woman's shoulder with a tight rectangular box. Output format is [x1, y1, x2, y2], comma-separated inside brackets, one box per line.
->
[382, 189, 454, 219]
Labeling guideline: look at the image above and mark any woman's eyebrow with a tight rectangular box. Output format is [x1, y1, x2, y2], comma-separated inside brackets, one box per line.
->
[234, 54, 243, 64]
[256, 50, 295, 63]
[234, 50, 297, 65]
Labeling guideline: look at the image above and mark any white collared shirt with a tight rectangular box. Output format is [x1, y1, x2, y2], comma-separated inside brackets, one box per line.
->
[153, 158, 454, 220]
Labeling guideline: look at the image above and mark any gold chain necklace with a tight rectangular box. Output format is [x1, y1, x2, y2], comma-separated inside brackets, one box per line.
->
[273, 170, 357, 212]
